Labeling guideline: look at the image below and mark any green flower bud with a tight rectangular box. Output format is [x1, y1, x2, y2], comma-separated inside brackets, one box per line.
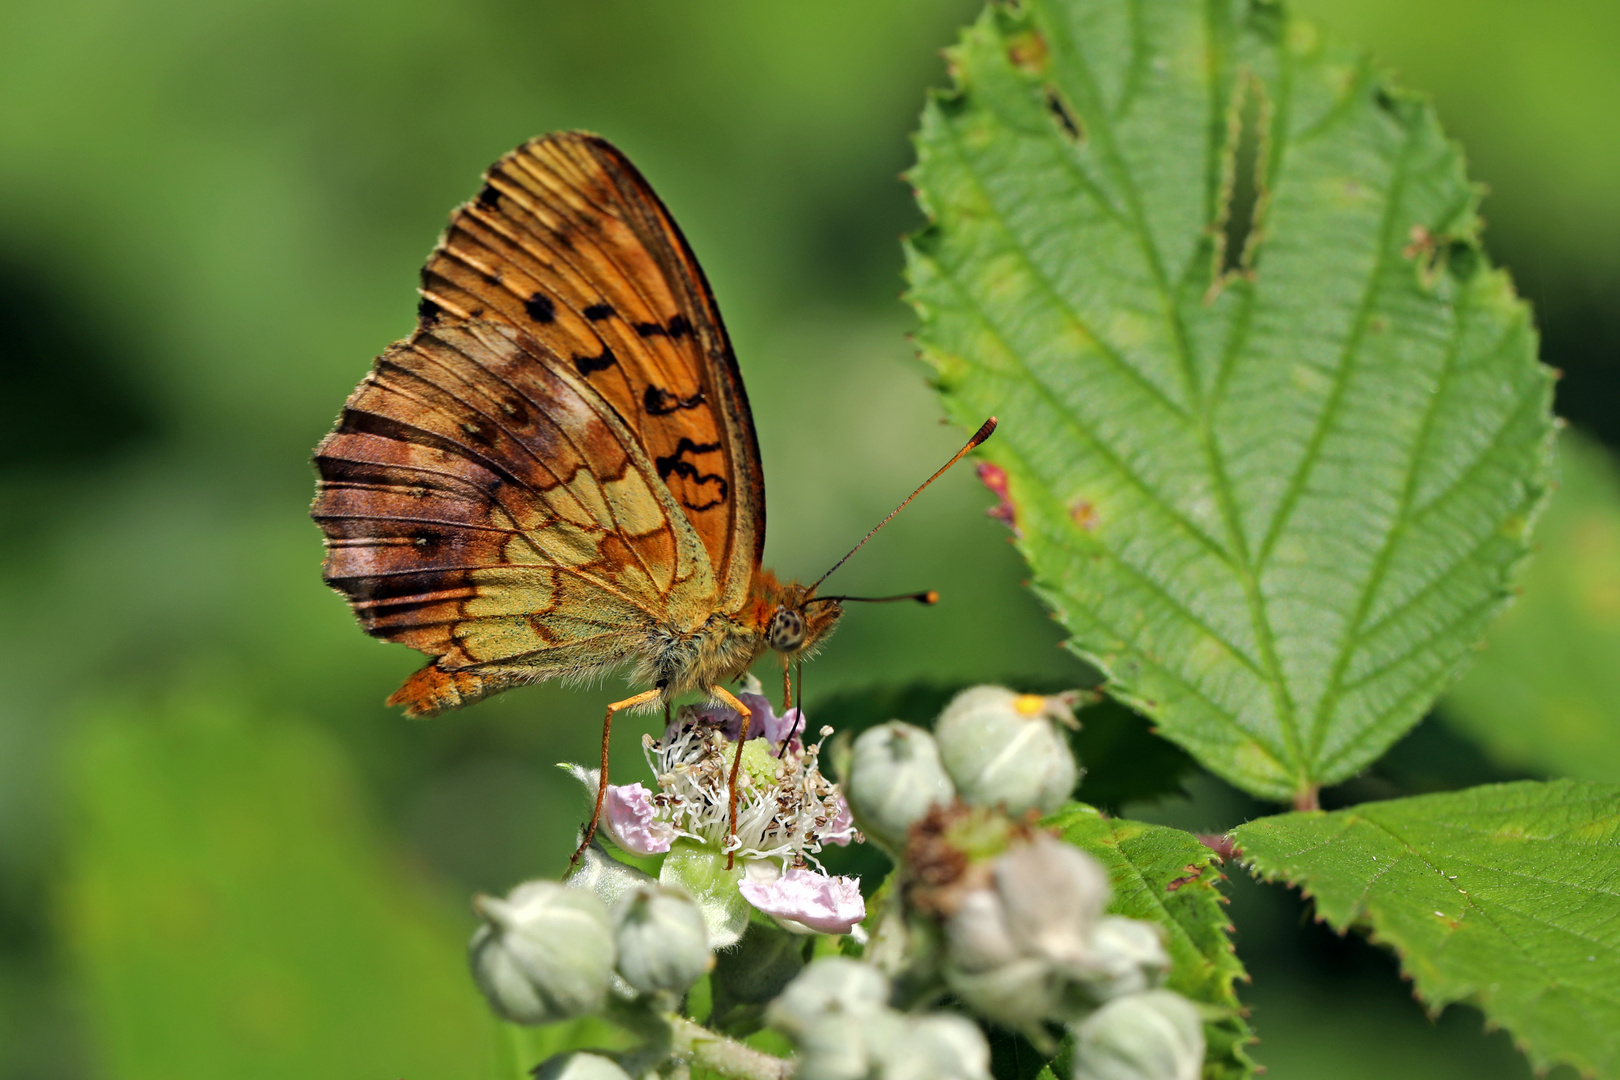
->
[944, 835, 1114, 1028]
[1071, 990, 1205, 1080]
[880, 1013, 993, 1080]
[843, 722, 955, 852]
[765, 956, 890, 1040]
[710, 922, 809, 1033]
[795, 1013, 902, 1080]
[612, 884, 711, 997]
[993, 836, 1110, 966]
[566, 842, 655, 911]
[771, 959, 992, 1080]
[1071, 917, 1170, 1004]
[658, 841, 752, 949]
[532, 1051, 632, 1080]
[934, 686, 1079, 816]
[941, 957, 1063, 1032]
[468, 881, 614, 1025]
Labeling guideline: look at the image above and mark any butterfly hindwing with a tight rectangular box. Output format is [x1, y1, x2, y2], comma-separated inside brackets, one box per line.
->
[312, 318, 718, 712]
[417, 132, 764, 614]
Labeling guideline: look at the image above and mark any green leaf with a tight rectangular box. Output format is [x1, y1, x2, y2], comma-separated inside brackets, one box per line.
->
[1231, 780, 1620, 1077]
[1051, 805, 1255, 1080]
[61, 694, 490, 1080]
[1445, 429, 1620, 782]
[906, 0, 1555, 803]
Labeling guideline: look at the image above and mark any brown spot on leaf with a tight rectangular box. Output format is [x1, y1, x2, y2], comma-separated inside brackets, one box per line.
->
[1007, 29, 1049, 74]
[1403, 224, 1436, 261]
[1166, 863, 1204, 891]
[1070, 499, 1099, 532]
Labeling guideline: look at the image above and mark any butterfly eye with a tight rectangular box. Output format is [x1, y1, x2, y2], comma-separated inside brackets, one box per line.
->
[766, 608, 806, 652]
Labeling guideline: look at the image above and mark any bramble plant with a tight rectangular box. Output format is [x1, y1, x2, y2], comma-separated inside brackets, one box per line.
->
[468, 1, 1619, 1078]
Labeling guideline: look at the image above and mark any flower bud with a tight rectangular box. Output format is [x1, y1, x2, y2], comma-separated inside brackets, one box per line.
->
[532, 1051, 632, 1080]
[1071, 917, 1170, 1003]
[1071, 990, 1205, 1080]
[765, 956, 890, 1039]
[943, 834, 1113, 1027]
[795, 1011, 908, 1080]
[710, 922, 810, 1032]
[881, 1013, 993, 1080]
[993, 835, 1111, 966]
[612, 884, 711, 997]
[842, 722, 955, 852]
[566, 842, 655, 911]
[934, 686, 1079, 816]
[658, 841, 751, 949]
[942, 957, 1064, 1032]
[468, 881, 614, 1025]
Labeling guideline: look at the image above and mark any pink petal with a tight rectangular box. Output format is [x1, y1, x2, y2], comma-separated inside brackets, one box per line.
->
[603, 782, 676, 855]
[689, 693, 804, 750]
[739, 866, 865, 935]
[823, 793, 857, 847]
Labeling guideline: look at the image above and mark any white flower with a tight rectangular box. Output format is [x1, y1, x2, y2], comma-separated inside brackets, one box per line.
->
[641, 704, 857, 863]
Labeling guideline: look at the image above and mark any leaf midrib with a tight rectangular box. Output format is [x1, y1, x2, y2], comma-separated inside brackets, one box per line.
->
[1040, 1, 1307, 786]
[926, 112, 1301, 775]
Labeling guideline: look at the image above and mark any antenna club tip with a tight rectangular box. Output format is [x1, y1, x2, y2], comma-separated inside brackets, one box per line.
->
[921, 590, 940, 605]
[971, 417, 999, 446]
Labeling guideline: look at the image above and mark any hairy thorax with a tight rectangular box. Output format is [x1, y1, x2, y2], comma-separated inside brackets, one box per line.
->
[638, 612, 766, 697]
[634, 568, 843, 701]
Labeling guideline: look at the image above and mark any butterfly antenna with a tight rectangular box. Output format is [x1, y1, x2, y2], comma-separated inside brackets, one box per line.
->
[812, 590, 939, 605]
[808, 417, 997, 593]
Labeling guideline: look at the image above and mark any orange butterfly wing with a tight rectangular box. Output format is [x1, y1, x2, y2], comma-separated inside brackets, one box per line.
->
[311, 133, 764, 714]
[419, 132, 762, 611]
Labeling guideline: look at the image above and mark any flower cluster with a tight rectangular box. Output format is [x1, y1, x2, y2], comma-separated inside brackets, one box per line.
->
[466, 683, 1209, 1080]
[839, 687, 1208, 1080]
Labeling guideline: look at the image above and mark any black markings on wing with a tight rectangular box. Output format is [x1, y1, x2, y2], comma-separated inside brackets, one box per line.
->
[583, 303, 614, 321]
[644, 386, 706, 416]
[575, 346, 617, 376]
[655, 437, 728, 512]
[524, 293, 556, 323]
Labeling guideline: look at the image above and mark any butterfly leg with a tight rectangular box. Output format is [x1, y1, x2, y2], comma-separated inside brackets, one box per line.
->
[571, 686, 664, 868]
[709, 684, 754, 869]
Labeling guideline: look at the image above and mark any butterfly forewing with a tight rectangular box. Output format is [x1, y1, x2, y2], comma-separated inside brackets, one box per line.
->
[416, 133, 763, 612]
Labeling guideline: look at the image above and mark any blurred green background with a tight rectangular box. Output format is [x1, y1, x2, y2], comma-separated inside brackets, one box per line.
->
[0, 2, 1615, 1077]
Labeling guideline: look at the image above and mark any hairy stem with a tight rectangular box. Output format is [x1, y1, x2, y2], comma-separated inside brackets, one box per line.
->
[667, 1015, 793, 1080]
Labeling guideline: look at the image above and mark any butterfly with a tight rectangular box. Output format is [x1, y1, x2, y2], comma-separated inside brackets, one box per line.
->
[311, 132, 993, 853]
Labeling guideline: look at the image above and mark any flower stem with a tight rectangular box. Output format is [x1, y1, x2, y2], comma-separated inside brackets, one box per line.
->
[666, 1015, 793, 1080]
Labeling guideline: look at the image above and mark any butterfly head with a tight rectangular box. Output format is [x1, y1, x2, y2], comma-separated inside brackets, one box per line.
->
[761, 582, 843, 661]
